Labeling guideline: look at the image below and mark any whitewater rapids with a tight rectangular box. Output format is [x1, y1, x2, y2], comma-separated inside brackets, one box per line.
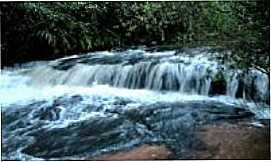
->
[1, 48, 269, 160]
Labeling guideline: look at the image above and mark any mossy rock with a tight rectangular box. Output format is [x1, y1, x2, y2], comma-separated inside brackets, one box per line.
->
[209, 72, 227, 95]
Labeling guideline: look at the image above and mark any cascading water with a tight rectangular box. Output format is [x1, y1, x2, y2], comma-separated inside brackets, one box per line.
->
[20, 48, 269, 102]
[1, 48, 270, 160]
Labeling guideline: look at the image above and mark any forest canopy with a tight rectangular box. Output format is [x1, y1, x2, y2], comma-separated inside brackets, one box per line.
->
[1, 1, 269, 74]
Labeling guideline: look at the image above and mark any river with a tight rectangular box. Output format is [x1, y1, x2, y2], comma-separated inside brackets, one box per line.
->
[1, 47, 269, 160]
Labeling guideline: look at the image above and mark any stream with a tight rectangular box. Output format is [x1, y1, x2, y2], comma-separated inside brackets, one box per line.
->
[1, 47, 270, 160]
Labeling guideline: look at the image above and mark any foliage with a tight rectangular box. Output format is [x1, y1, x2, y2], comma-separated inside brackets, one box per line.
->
[1, 1, 269, 74]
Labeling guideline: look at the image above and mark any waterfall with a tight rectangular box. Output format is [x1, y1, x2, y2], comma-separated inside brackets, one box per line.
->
[1, 48, 269, 160]
[21, 48, 269, 103]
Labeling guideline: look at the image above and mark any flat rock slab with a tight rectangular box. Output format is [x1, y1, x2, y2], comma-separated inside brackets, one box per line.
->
[191, 121, 270, 159]
[93, 121, 270, 160]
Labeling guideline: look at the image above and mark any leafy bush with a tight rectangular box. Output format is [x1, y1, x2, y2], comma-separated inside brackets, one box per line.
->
[1, 1, 269, 74]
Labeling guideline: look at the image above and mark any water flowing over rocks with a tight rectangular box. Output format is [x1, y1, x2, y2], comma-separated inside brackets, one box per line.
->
[1, 48, 269, 160]
[21, 48, 269, 103]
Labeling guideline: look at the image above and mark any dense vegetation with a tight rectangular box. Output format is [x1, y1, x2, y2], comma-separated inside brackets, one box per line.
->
[1, 1, 269, 74]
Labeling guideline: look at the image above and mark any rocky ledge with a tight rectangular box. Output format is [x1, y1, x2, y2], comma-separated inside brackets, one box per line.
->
[93, 120, 270, 160]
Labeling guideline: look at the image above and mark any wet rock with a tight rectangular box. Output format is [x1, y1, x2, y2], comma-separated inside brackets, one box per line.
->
[39, 106, 62, 121]
[209, 72, 227, 95]
[206, 107, 255, 120]
[2, 95, 265, 160]
[236, 78, 245, 98]
[53, 95, 83, 107]
[95, 144, 172, 160]
[21, 115, 154, 159]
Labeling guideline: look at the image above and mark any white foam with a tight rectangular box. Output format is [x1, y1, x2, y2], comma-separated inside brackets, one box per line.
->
[1, 70, 269, 119]
[144, 50, 176, 56]
[1, 48, 269, 120]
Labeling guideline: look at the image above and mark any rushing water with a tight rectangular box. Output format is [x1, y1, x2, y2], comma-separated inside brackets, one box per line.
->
[1, 48, 270, 160]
